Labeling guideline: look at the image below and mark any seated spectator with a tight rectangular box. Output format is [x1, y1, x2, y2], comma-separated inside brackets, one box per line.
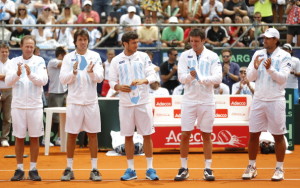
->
[9, 19, 31, 47]
[228, 15, 250, 47]
[0, 0, 16, 23]
[221, 48, 240, 93]
[149, 81, 170, 96]
[213, 83, 230, 95]
[205, 16, 230, 48]
[223, 0, 249, 24]
[9, 4, 35, 31]
[141, 0, 162, 22]
[249, 0, 274, 23]
[172, 84, 184, 95]
[16, 0, 37, 18]
[272, 0, 284, 24]
[178, 0, 203, 23]
[286, 0, 300, 46]
[119, 6, 141, 31]
[99, 16, 119, 47]
[145, 50, 160, 81]
[37, 6, 56, 32]
[183, 20, 201, 44]
[249, 12, 269, 47]
[161, 16, 184, 47]
[101, 49, 116, 97]
[55, 21, 74, 48]
[232, 67, 255, 95]
[92, 0, 116, 18]
[84, 17, 101, 49]
[117, 0, 142, 16]
[160, 48, 180, 94]
[202, 0, 224, 23]
[57, 6, 77, 25]
[137, 16, 159, 47]
[77, 0, 100, 24]
[161, 0, 181, 19]
[34, 0, 59, 16]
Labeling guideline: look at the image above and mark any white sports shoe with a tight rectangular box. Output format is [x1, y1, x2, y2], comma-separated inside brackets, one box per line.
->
[271, 168, 284, 181]
[55, 138, 61, 146]
[242, 165, 257, 180]
[42, 139, 54, 147]
[1, 140, 9, 147]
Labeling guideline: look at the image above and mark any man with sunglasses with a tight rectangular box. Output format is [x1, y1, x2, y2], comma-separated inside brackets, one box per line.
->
[221, 48, 240, 93]
[205, 16, 230, 48]
[242, 28, 291, 181]
[160, 48, 180, 94]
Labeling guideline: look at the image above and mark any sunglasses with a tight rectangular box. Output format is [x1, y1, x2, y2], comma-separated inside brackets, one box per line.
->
[222, 55, 230, 58]
[253, 17, 261, 19]
[44, 9, 51, 11]
[19, 9, 26, 11]
[173, 54, 178, 56]
[240, 71, 246, 73]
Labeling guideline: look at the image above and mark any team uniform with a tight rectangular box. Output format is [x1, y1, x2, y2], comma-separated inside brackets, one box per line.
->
[60, 50, 104, 134]
[5, 55, 48, 138]
[178, 47, 222, 133]
[109, 51, 158, 136]
[247, 47, 291, 135]
[285, 56, 300, 104]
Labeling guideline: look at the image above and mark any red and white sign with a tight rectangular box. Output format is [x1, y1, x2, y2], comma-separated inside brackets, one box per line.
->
[215, 109, 228, 118]
[174, 109, 181, 118]
[155, 97, 172, 107]
[152, 126, 249, 148]
[230, 97, 247, 106]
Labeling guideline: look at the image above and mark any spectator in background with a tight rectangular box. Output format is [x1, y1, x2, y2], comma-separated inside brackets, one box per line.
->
[228, 14, 250, 47]
[84, 17, 101, 49]
[37, 6, 56, 33]
[160, 48, 180, 94]
[282, 43, 300, 104]
[119, 6, 141, 31]
[221, 48, 240, 94]
[149, 81, 170, 96]
[141, 0, 162, 23]
[101, 49, 116, 97]
[214, 83, 230, 95]
[232, 67, 255, 95]
[162, 0, 181, 19]
[223, 0, 250, 25]
[202, 0, 224, 23]
[117, 0, 142, 16]
[183, 20, 200, 44]
[92, 0, 117, 18]
[31, 19, 53, 47]
[249, 0, 274, 23]
[0, 44, 12, 147]
[178, 0, 203, 23]
[77, 0, 100, 24]
[249, 12, 269, 47]
[15, 0, 36, 18]
[9, 19, 31, 48]
[34, 0, 59, 16]
[145, 50, 160, 81]
[272, 0, 285, 24]
[0, 0, 16, 23]
[205, 16, 230, 48]
[47, 46, 68, 146]
[137, 16, 159, 47]
[172, 84, 184, 95]
[161, 16, 185, 47]
[57, 6, 77, 25]
[9, 4, 35, 31]
[286, 0, 300, 46]
[100, 16, 119, 47]
[55, 21, 75, 48]
[34, 46, 40, 56]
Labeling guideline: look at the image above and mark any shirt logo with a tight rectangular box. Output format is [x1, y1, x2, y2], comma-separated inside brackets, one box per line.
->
[71, 58, 76, 61]
[188, 56, 193, 58]
[119, 60, 125, 64]
[230, 97, 247, 106]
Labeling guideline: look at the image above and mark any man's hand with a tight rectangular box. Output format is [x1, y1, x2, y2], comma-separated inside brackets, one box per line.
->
[190, 70, 197, 78]
[73, 62, 78, 75]
[223, 64, 229, 74]
[131, 79, 149, 86]
[17, 62, 22, 76]
[115, 84, 131, 92]
[254, 55, 264, 69]
[87, 61, 94, 73]
[264, 58, 272, 70]
[24, 64, 31, 75]
[171, 65, 178, 72]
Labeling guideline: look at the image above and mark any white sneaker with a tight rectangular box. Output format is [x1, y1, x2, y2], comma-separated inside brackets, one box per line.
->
[271, 168, 284, 181]
[55, 138, 61, 146]
[42, 139, 54, 147]
[1, 140, 9, 147]
[242, 165, 257, 180]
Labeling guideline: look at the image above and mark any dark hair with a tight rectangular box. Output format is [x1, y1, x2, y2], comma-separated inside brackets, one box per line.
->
[36, 18, 45, 25]
[21, 35, 36, 46]
[221, 48, 232, 56]
[121, 31, 138, 45]
[73, 29, 90, 47]
[0, 43, 10, 50]
[189, 28, 205, 40]
[145, 50, 153, 57]
[167, 48, 177, 56]
[55, 46, 67, 57]
[14, 19, 22, 24]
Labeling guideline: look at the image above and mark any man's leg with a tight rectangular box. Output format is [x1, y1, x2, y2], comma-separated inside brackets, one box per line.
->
[61, 133, 77, 181]
[28, 137, 41, 181]
[87, 133, 101, 181]
[271, 134, 286, 181]
[1, 91, 12, 146]
[202, 132, 215, 181]
[143, 134, 159, 180]
[11, 137, 25, 181]
[120, 136, 137, 181]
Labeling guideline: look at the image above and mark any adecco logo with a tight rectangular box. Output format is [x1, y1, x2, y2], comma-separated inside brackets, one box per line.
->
[215, 109, 228, 118]
[155, 97, 172, 107]
[230, 97, 247, 106]
[174, 109, 181, 118]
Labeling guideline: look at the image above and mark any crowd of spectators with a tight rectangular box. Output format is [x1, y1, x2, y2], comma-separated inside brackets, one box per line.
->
[0, 0, 299, 49]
